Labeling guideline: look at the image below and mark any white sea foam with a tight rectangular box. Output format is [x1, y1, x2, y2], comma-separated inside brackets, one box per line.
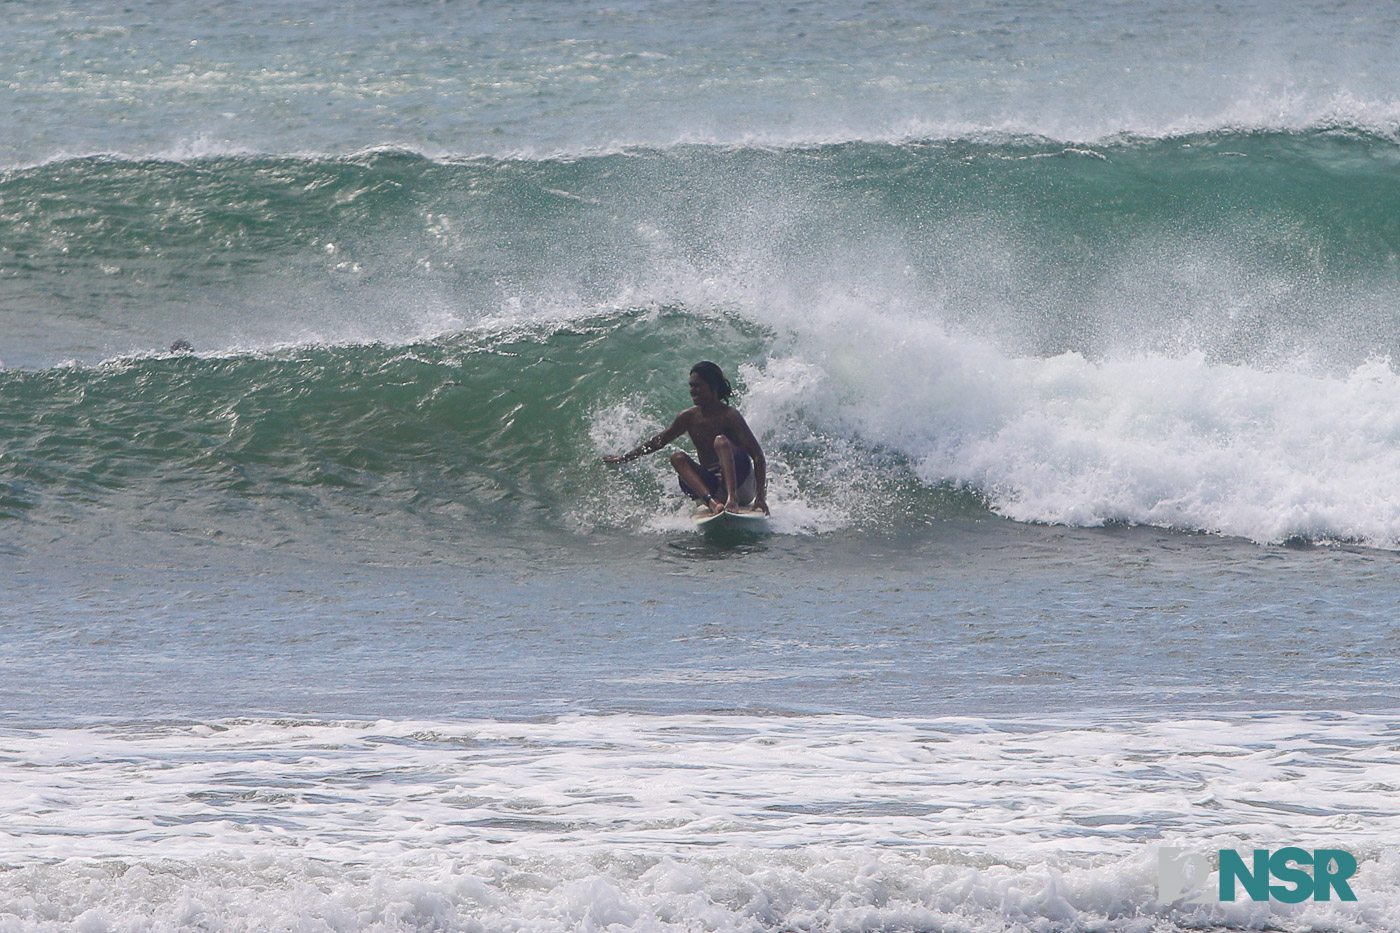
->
[1, 713, 1396, 931]
[738, 300, 1400, 547]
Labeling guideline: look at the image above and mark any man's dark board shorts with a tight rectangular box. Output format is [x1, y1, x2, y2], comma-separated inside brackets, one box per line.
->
[680, 448, 754, 503]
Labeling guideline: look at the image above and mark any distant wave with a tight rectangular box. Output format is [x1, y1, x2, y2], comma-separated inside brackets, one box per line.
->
[5, 128, 1399, 287]
[7, 128, 1400, 369]
[7, 99, 1400, 168]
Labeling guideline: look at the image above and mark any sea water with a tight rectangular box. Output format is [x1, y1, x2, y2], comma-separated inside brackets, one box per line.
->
[3, 2, 1400, 930]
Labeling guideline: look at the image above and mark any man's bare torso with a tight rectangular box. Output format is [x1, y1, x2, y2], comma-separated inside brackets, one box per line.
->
[680, 405, 744, 468]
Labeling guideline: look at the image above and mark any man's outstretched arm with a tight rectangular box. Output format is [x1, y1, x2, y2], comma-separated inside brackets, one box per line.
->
[603, 414, 688, 464]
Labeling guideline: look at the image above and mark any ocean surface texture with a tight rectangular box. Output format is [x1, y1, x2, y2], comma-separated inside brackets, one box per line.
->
[4, 2, 1400, 931]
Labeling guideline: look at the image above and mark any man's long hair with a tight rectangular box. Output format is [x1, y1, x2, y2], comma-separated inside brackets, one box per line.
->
[690, 361, 733, 402]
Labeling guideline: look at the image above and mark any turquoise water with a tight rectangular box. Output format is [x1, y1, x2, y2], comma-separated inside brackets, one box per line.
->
[4, 2, 1400, 930]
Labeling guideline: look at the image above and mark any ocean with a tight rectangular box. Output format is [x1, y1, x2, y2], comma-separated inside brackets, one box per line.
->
[4, 1, 1400, 930]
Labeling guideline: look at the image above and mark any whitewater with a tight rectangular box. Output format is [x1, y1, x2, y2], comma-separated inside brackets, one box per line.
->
[5, 2, 1400, 931]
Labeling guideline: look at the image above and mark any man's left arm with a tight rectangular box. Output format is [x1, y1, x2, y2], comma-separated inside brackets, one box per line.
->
[728, 412, 767, 513]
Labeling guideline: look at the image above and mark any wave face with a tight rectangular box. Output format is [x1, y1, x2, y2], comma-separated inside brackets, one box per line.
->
[5, 130, 1400, 547]
[0, 314, 774, 543]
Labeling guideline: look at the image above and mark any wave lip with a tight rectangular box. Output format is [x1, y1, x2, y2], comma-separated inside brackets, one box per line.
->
[8, 108, 1400, 169]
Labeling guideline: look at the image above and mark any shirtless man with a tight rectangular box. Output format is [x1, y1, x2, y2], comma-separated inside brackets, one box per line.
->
[603, 361, 768, 515]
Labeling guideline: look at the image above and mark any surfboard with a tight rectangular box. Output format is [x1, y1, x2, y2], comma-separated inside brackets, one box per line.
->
[691, 506, 770, 536]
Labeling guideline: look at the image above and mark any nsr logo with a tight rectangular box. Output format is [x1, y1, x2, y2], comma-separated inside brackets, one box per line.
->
[1159, 848, 1358, 903]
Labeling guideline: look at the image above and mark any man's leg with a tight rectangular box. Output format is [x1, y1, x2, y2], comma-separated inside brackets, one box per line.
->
[713, 436, 741, 511]
[670, 451, 722, 513]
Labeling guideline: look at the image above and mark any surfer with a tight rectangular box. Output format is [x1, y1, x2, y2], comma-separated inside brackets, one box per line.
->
[604, 361, 768, 515]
